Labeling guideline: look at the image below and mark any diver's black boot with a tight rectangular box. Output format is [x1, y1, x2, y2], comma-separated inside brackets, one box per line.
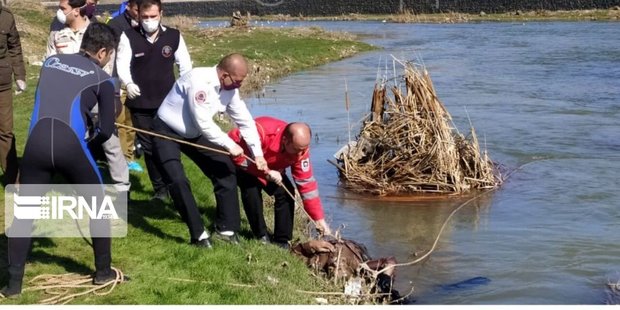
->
[93, 268, 116, 285]
[93, 252, 116, 285]
[0, 264, 25, 298]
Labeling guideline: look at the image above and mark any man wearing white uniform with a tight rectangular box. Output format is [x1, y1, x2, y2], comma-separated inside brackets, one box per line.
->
[154, 53, 267, 247]
[46, 0, 130, 193]
[116, 0, 192, 201]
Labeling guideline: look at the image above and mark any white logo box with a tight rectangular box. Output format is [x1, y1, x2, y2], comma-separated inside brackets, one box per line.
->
[5, 184, 128, 238]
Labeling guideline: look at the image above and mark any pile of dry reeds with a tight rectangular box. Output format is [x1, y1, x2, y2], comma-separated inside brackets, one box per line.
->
[334, 61, 502, 196]
[230, 11, 251, 28]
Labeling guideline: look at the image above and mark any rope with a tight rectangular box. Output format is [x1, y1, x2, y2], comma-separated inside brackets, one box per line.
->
[115, 123, 232, 157]
[359, 160, 539, 277]
[115, 123, 327, 235]
[166, 277, 256, 288]
[279, 184, 327, 236]
[362, 190, 491, 277]
[23, 267, 125, 305]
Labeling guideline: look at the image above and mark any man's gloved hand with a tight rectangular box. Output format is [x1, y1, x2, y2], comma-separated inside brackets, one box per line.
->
[315, 219, 332, 237]
[227, 143, 244, 157]
[266, 170, 282, 186]
[126, 83, 141, 99]
[16, 80, 26, 92]
[254, 156, 267, 172]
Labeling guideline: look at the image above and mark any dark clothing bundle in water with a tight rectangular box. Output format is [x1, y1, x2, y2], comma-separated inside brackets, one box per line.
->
[292, 238, 405, 303]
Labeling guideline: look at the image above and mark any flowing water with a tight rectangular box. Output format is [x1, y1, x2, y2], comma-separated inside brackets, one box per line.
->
[205, 20, 620, 304]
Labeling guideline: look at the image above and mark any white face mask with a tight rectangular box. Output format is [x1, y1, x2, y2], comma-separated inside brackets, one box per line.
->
[141, 19, 160, 33]
[56, 8, 69, 25]
[130, 19, 139, 28]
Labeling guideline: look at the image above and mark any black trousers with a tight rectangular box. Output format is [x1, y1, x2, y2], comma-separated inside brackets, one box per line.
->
[237, 170, 295, 243]
[129, 108, 166, 193]
[152, 118, 240, 240]
[7, 119, 111, 284]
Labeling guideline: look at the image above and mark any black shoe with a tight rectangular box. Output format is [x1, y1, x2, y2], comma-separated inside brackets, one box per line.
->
[151, 188, 169, 202]
[258, 235, 270, 245]
[1, 265, 24, 298]
[214, 231, 240, 244]
[93, 268, 128, 285]
[134, 142, 144, 159]
[273, 241, 290, 250]
[0, 284, 21, 298]
[191, 237, 213, 249]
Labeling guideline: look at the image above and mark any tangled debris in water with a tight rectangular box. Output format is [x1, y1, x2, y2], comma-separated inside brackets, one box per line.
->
[292, 237, 412, 304]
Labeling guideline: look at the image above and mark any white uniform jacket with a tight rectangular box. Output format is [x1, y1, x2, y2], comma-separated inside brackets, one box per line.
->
[157, 66, 264, 158]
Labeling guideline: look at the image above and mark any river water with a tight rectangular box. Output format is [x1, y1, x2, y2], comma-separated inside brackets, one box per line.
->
[205, 20, 620, 304]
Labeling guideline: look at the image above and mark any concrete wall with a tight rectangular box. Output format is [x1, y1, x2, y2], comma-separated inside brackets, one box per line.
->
[98, 0, 620, 17]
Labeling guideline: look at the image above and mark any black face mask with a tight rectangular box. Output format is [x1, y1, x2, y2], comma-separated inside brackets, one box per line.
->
[221, 75, 242, 90]
[83, 3, 97, 19]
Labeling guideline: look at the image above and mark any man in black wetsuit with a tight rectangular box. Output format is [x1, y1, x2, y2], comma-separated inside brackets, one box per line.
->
[1, 23, 122, 297]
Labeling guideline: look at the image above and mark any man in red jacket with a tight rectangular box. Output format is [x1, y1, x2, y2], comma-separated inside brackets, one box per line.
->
[229, 116, 331, 248]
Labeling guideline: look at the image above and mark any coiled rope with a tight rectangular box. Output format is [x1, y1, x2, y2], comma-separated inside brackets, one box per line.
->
[20, 267, 125, 305]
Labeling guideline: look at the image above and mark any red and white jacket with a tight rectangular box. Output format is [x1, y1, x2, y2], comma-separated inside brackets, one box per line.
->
[228, 116, 325, 221]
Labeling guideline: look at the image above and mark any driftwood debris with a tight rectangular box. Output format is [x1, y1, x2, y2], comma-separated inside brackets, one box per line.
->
[230, 11, 250, 28]
[333, 62, 502, 196]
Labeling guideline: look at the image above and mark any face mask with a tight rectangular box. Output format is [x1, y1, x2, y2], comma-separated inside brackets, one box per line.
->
[222, 82, 241, 91]
[56, 8, 69, 25]
[221, 75, 242, 91]
[125, 11, 139, 27]
[141, 19, 160, 33]
[83, 3, 96, 19]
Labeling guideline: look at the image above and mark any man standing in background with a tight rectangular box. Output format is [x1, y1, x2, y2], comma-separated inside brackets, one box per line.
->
[116, 0, 192, 200]
[49, 0, 99, 41]
[108, 0, 143, 173]
[0, 1, 26, 185]
[47, 0, 91, 57]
